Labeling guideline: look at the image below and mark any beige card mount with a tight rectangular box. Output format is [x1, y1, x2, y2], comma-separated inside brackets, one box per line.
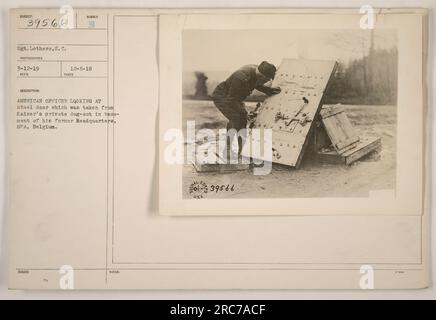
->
[8, 8, 429, 290]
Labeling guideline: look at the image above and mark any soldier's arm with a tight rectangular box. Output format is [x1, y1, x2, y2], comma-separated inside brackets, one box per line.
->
[255, 85, 274, 95]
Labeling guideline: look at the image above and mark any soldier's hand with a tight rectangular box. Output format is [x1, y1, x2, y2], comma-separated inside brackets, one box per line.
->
[269, 87, 281, 95]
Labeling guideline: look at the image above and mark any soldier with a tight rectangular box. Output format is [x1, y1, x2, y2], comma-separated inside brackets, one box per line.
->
[211, 61, 281, 158]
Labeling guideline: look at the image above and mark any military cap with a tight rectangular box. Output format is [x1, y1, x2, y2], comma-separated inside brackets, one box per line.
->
[258, 61, 277, 80]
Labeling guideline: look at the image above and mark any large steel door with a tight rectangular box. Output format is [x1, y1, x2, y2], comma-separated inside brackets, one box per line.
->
[251, 59, 337, 167]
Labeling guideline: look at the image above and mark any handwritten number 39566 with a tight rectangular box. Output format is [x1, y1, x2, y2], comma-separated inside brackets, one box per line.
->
[27, 18, 68, 28]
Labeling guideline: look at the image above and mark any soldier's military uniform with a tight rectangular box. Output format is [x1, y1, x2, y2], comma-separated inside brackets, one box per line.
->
[211, 64, 277, 132]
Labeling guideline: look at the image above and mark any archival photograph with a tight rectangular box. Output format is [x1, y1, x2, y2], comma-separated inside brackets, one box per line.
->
[182, 29, 398, 199]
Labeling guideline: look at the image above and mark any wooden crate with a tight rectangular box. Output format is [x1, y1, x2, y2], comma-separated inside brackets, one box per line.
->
[315, 105, 382, 165]
[192, 161, 250, 173]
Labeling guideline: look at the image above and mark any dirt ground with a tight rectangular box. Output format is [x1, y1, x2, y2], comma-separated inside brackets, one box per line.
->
[182, 100, 396, 199]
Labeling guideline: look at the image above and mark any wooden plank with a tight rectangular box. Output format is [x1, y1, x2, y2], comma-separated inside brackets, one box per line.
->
[321, 115, 344, 148]
[193, 148, 250, 172]
[192, 162, 219, 172]
[193, 161, 249, 173]
[315, 150, 346, 165]
[335, 135, 360, 151]
[336, 111, 357, 137]
[320, 105, 345, 119]
[344, 137, 381, 165]
[315, 105, 382, 166]
[320, 105, 360, 154]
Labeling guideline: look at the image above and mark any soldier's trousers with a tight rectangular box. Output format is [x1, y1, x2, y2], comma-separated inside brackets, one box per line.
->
[212, 98, 248, 155]
[213, 98, 248, 131]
